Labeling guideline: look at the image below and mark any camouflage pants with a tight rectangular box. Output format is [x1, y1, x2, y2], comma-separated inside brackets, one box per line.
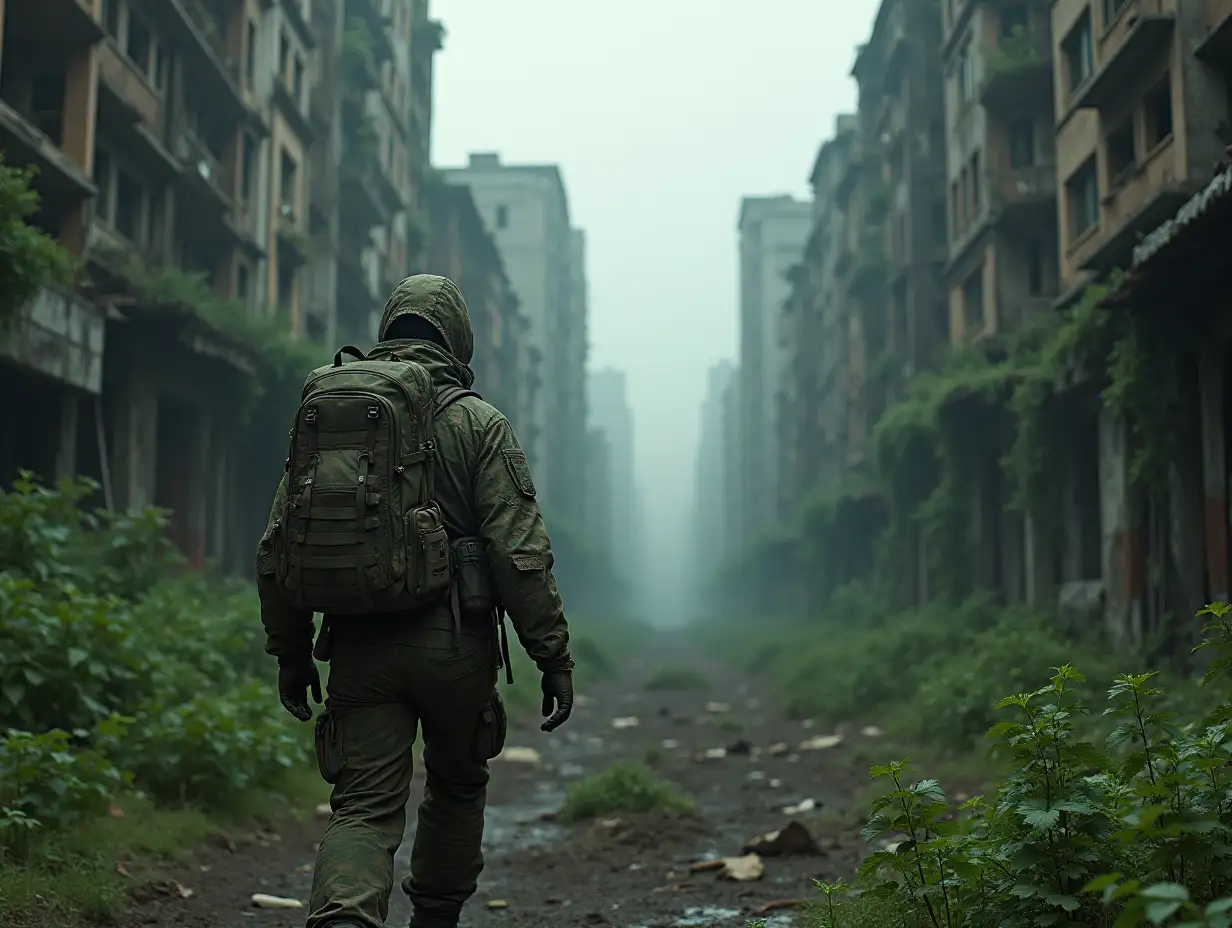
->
[306, 615, 502, 928]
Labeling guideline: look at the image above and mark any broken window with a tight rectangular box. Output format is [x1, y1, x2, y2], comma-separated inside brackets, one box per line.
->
[1066, 157, 1098, 240]
[1144, 74, 1173, 149]
[240, 134, 255, 203]
[246, 21, 258, 91]
[94, 148, 115, 224]
[115, 170, 144, 242]
[1062, 12, 1092, 96]
[1027, 239, 1044, 295]
[1000, 2, 1028, 39]
[280, 148, 298, 212]
[127, 14, 153, 78]
[970, 150, 982, 213]
[1009, 118, 1035, 168]
[1106, 117, 1136, 185]
[237, 263, 251, 300]
[30, 74, 66, 143]
[963, 267, 984, 333]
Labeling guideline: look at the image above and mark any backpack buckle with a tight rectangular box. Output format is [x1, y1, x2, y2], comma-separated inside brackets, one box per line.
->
[367, 405, 379, 419]
[305, 408, 317, 424]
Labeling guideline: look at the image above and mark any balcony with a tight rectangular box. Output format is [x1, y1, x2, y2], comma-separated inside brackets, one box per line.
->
[97, 40, 164, 136]
[149, 0, 256, 129]
[1196, 0, 1232, 62]
[4, 0, 102, 52]
[0, 101, 94, 202]
[1072, 0, 1175, 111]
[0, 287, 105, 393]
[342, 24, 382, 94]
[980, 26, 1052, 111]
[1074, 139, 1198, 272]
[989, 163, 1056, 226]
[276, 203, 310, 268]
[174, 127, 232, 211]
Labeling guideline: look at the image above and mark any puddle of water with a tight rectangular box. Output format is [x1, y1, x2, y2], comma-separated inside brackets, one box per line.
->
[557, 761, 586, 778]
[482, 780, 566, 851]
[674, 906, 742, 926]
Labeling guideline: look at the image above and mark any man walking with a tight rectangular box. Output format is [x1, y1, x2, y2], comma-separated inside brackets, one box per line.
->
[255, 275, 575, 928]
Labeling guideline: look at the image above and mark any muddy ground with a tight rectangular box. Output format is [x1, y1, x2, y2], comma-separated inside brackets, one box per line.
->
[123, 630, 890, 928]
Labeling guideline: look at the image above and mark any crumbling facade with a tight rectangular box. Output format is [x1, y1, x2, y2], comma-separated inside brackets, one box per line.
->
[0, 0, 537, 572]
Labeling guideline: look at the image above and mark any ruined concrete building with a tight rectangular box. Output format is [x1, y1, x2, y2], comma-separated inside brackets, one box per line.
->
[441, 153, 591, 528]
[0, 0, 538, 570]
[735, 194, 811, 540]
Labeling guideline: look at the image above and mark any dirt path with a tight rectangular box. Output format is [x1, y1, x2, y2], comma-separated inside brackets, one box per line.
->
[124, 630, 882, 927]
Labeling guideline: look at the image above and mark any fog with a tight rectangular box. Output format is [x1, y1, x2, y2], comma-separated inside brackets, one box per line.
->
[431, 0, 880, 623]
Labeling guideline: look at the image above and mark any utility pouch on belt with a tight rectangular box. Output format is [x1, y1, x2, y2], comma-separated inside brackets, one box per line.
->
[451, 536, 497, 614]
[471, 690, 508, 762]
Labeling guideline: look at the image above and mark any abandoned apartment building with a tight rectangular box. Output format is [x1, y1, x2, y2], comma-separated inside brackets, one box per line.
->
[0, 0, 531, 573]
[760, 0, 1232, 647]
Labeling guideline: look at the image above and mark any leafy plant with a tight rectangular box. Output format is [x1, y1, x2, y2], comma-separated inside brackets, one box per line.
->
[561, 761, 694, 822]
[0, 156, 79, 326]
[811, 603, 1232, 927]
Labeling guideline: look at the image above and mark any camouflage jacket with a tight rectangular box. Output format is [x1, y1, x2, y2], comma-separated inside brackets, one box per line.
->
[255, 275, 572, 671]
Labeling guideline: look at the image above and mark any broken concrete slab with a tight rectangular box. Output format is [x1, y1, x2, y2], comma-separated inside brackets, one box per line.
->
[743, 821, 821, 857]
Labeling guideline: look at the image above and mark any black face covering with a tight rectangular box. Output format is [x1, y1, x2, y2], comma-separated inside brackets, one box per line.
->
[382, 313, 448, 349]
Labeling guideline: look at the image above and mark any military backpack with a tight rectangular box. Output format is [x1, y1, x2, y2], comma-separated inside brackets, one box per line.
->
[271, 344, 477, 615]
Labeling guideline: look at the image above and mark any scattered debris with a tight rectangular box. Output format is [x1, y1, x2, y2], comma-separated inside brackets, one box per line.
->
[726, 739, 752, 756]
[612, 716, 640, 729]
[251, 893, 303, 909]
[743, 821, 821, 856]
[295, 863, 313, 873]
[704, 701, 731, 714]
[493, 746, 542, 765]
[799, 734, 844, 751]
[108, 803, 124, 818]
[702, 747, 727, 760]
[767, 742, 790, 756]
[314, 803, 332, 818]
[204, 831, 237, 853]
[575, 694, 592, 707]
[173, 882, 194, 899]
[782, 798, 817, 816]
[786, 753, 800, 763]
[768, 778, 783, 789]
[115, 862, 132, 877]
[658, 706, 671, 717]
[717, 854, 765, 881]
[746, 769, 766, 783]
[661, 738, 680, 749]
[596, 817, 625, 830]
[487, 899, 509, 909]
[861, 725, 884, 737]
[801, 718, 815, 729]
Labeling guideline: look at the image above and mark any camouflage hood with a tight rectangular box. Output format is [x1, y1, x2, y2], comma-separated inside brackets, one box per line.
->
[376, 275, 475, 387]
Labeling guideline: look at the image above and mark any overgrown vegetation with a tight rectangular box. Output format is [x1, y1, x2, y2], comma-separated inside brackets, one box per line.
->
[785, 603, 1232, 928]
[719, 274, 1180, 617]
[0, 476, 317, 923]
[561, 761, 694, 822]
[0, 157, 79, 326]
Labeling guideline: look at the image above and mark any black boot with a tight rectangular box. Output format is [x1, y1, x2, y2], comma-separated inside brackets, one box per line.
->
[409, 913, 459, 928]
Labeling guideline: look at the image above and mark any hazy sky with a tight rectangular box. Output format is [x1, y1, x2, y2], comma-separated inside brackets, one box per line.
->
[431, 0, 878, 617]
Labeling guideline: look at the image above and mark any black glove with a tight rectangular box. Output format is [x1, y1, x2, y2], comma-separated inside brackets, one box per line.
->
[278, 659, 322, 722]
[539, 669, 574, 732]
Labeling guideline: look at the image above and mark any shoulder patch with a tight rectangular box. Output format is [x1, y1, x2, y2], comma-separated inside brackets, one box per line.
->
[501, 449, 536, 498]
[512, 553, 544, 571]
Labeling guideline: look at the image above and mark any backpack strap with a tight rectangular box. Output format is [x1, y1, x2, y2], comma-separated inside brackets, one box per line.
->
[333, 345, 366, 366]
[434, 385, 481, 417]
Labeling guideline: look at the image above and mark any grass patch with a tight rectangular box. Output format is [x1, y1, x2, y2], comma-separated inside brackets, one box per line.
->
[643, 665, 709, 691]
[0, 769, 327, 927]
[561, 761, 693, 822]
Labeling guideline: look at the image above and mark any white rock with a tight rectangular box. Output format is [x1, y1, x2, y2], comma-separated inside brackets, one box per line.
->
[782, 798, 816, 815]
[611, 716, 640, 729]
[493, 746, 542, 765]
[799, 734, 844, 751]
[704, 701, 731, 714]
[251, 894, 303, 909]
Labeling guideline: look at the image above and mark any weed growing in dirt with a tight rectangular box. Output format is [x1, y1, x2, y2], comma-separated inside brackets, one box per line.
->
[562, 761, 694, 822]
[644, 666, 710, 691]
[801, 603, 1232, 927]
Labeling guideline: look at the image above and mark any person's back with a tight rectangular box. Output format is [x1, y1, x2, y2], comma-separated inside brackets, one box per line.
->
[255, 274, 575, 928]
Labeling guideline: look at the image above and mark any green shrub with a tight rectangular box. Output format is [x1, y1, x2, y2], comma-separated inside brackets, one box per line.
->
[561, 761, 694, 821]
[0, 475, 311, 834]
[812, 602, 1232, 927]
